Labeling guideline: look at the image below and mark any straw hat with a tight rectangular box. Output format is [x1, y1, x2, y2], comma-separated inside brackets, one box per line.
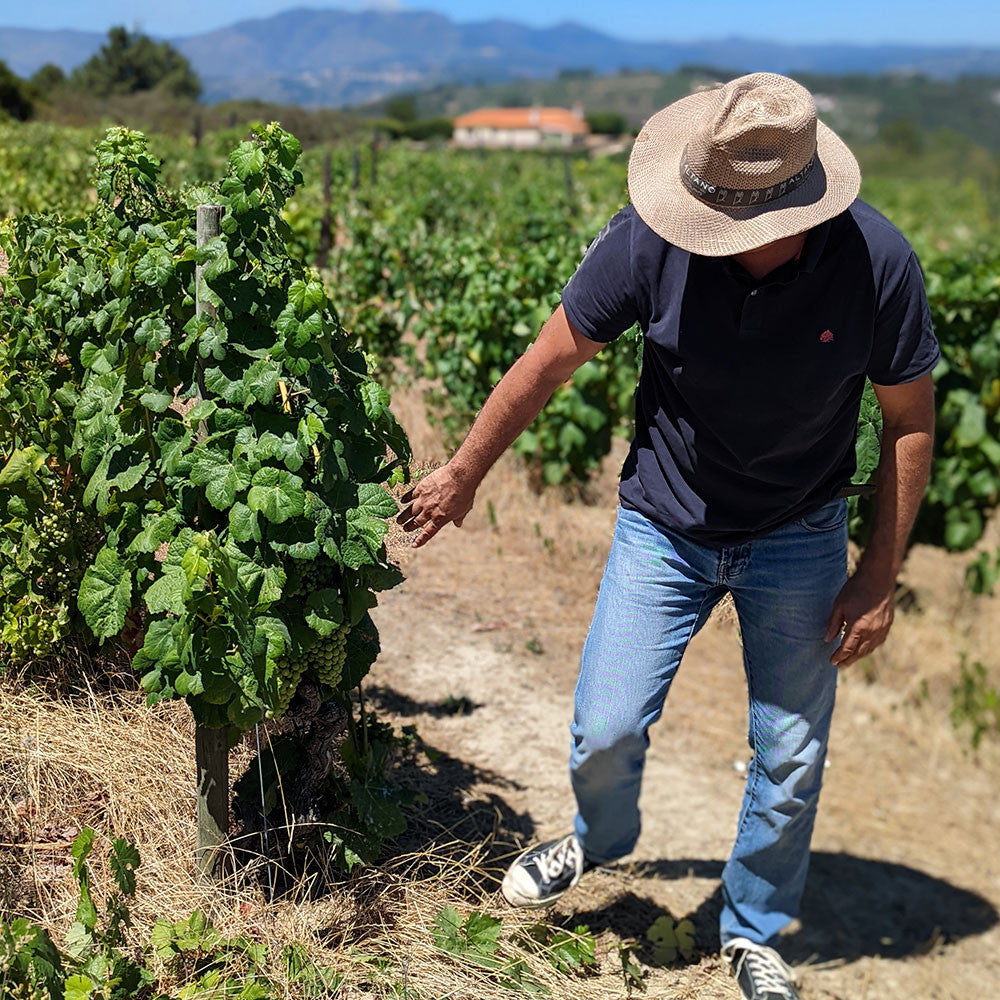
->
[627, 73, 861, 256]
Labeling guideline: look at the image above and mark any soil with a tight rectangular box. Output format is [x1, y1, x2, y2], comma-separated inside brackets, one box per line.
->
[368, 387, 1000, 998]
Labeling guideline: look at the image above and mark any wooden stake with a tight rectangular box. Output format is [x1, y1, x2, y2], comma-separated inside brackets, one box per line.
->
[194, 204, 229, 878]
[317, 150, 332, 268]
[195, 726, 229, 877]
[194, 204, 224, 443]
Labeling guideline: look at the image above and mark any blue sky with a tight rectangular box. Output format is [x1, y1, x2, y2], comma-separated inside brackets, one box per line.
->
[8, 0, 1000, 46]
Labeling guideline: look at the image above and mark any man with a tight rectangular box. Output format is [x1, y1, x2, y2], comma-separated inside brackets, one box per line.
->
[396, 73, 938, 1000]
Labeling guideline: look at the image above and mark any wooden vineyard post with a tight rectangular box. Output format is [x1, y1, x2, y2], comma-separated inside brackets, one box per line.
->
[317, 150, 332, 268]
[353, 148, 361, 191]
[564, 151, 574, 201]
[194, 204, 229, 878]
[195, 726, 229, 877]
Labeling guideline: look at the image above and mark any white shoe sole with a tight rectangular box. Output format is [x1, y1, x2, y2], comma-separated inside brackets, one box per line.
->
[500, 845, 583, 908]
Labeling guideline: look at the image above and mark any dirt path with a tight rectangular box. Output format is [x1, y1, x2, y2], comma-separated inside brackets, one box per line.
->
[371, 443, 1000, 999]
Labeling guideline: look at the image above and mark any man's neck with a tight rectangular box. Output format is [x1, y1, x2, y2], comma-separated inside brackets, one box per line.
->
[730, 231, 809, 281]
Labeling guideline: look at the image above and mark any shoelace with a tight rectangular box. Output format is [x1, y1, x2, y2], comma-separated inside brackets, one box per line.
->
[722, 938, 798, 998]
[533, 835, 584, 885]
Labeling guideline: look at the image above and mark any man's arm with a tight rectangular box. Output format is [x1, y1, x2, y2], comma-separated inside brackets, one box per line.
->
[396, 304, 604, 547]
[825, 372, 935, 666]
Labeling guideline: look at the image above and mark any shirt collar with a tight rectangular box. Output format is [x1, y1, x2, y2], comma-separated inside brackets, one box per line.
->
[717, 217, 833, 285]
[798, 218, 833, 273]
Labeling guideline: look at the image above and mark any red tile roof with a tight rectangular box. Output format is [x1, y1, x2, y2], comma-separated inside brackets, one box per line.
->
[453, 107, 589, 135]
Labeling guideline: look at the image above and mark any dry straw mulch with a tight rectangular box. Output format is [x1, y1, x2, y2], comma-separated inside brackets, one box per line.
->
[0, 679, 731, 999]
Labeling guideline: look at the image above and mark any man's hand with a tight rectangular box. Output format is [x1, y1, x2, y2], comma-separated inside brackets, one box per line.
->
[825, 567, 895, 667]
[396, 463, 477, 548]
[824, 373, 934, 668]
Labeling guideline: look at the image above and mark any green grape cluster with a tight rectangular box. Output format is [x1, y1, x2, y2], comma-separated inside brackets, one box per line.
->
[287, 557, 340, 598]
[310, 623, 351, 688]
[36, 497, 101, 599]
[268, 623, 351, 718]
[270, 647, 310, 719]
[0, 494, 104, 664]
[0, 597, 67, 663]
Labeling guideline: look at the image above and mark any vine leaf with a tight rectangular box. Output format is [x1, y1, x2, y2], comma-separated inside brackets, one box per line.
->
[305, 588, 344, 636]
[134, 247, 174, 287]
[108, 837, 140, 896]
[144, 567, 188, 616]
[230, 142, 266, 181]
[248, 467, 306, 523]
[0, 446, 46, 487]
[191, 450, 251, 510]
[646, 916, 695, 965]
[78, 546, 133, 638]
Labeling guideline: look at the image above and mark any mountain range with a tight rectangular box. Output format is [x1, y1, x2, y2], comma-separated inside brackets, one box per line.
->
[3, 6, 1000, 107]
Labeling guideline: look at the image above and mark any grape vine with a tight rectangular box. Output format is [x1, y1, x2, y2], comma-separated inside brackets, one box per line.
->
[0, 124, 410, 735]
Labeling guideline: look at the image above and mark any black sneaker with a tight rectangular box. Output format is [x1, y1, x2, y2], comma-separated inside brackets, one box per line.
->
[501, 833, 595, 908]
[721, 938, 801, 1000]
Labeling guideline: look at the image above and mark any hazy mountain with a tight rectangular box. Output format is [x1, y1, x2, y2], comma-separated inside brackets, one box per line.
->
[3, 7, 1000, 107]
[0, 27, 104, 77]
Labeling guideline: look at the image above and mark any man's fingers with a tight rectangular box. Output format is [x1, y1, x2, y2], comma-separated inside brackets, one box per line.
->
[396, 496, 424, 522]
[831, 623, 889, 667]
[399, 510, 430, 532]
[840, 627, 892, 666]
[825, 602, 844, 643]
[830, 620, 863, 665]
[835, 639, 874, 667]
[412, 519, 443, 548]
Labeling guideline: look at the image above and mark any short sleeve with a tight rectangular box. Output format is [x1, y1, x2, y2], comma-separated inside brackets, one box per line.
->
[561, 206, 640, 343]
[866, 250, 941, 385]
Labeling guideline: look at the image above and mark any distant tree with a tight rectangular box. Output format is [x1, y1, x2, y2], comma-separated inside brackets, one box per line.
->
[586, 110, 627, 135]
[0, 61, 33, 120]
[497, 87, 530, 108]
[679, 63, 745, 82]
[879, 118, 925, 156]
[70, 26, 201, 100]
[558, 67, 595, 79]
[404, 116, 453, 141]
[385, 93, 417, 123]
[29, 62, 67, 97]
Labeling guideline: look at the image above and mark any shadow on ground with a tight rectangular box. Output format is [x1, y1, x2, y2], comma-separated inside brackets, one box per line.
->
[366, 682, 484, 719]
[615, 854, 998, 963]
[233, 683, 536, 908]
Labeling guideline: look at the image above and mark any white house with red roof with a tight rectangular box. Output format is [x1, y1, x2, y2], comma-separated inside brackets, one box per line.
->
[452, 105, 589, 149]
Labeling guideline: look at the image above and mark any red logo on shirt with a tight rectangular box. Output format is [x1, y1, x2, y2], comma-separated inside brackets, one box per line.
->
[819, 329, 834, 343]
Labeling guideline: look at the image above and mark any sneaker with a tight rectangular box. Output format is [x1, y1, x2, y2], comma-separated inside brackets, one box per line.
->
[721, 938, 801, 1000]
[501, 833, 595, 908]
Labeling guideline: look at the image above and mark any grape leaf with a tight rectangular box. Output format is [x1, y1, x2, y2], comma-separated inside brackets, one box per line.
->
[135, 247, 174, 287]
[78, 546, 133, 638]
[248, 467, 306, 523]
[191, 449, 251, 510]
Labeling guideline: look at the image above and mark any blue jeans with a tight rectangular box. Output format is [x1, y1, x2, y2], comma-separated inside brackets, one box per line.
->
[570, 500, 848, 946]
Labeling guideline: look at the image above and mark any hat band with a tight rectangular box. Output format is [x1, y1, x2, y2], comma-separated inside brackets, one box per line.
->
[680, 151, 817, 207]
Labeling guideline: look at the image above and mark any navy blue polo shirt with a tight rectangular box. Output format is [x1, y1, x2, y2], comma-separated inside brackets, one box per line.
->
[561, 199, 940, 547]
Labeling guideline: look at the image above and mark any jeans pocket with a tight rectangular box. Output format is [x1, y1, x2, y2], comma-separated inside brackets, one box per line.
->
[797, 498, 848, 533]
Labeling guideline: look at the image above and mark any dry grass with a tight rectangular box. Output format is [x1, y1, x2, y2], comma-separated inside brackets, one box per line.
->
[0, 683, 993, 1000]
[0, 675, 731, 998]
